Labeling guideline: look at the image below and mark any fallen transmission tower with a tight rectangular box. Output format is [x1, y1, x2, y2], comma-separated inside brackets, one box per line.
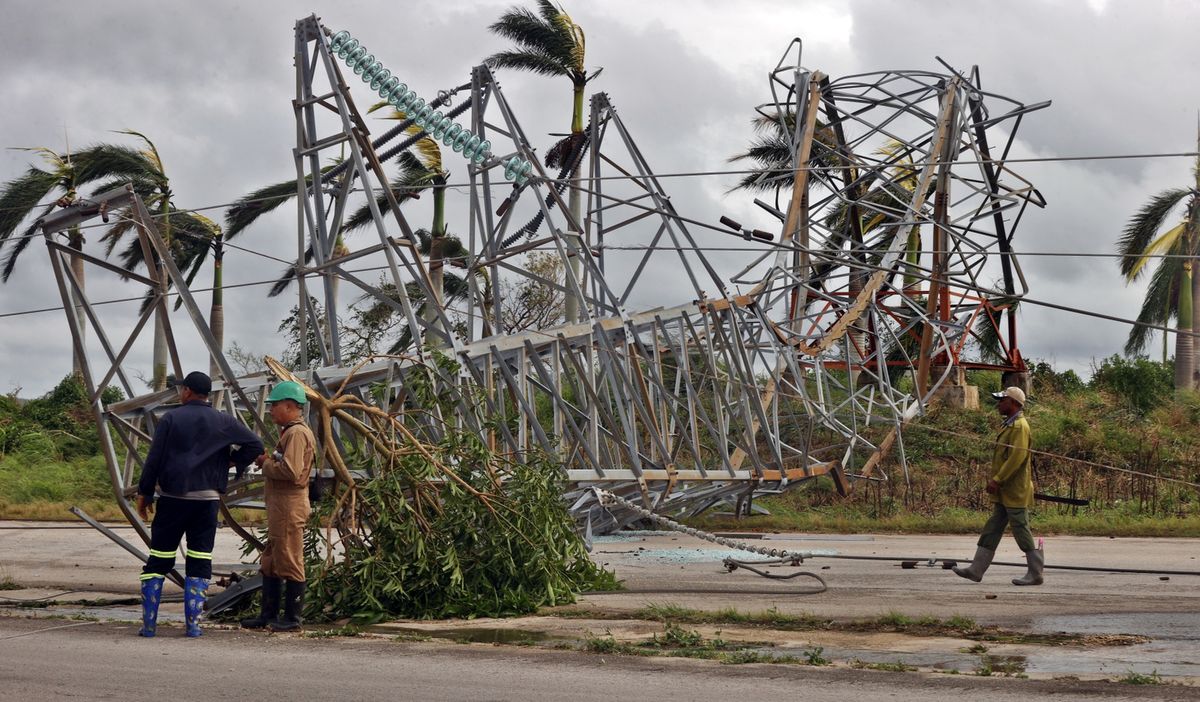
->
[44, 17, 1046, 561]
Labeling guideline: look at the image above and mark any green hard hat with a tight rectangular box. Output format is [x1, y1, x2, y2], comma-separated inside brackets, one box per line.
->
[267, 381, 308, 405]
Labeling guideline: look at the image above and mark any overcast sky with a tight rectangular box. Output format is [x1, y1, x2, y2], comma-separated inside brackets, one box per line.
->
[0, 0, 1197, 396]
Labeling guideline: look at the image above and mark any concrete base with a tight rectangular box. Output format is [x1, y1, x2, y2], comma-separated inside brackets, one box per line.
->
[1002, 370, 1031, 396]
[936, 383, 979, 409]
[932, 366, 979, 409]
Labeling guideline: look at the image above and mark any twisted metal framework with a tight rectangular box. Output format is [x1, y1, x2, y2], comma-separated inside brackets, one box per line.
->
[45, 17, 1046, 560]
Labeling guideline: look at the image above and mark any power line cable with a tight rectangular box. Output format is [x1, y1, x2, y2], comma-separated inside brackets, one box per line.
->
[2, 234, 1198, 346]
[0, 147, 1195, 222]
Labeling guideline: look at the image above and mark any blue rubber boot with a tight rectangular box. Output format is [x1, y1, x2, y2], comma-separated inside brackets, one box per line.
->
[184, 577, 209, 638]
[139, 575, 164, 637]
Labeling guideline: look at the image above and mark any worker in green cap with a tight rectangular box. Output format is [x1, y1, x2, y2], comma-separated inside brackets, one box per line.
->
[241, 380, 316, 632]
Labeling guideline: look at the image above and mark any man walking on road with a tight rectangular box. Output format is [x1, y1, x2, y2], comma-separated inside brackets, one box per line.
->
[137, 371, 263, 637]
[240, 381, 316, 633]
[952, 386, 1044, 586]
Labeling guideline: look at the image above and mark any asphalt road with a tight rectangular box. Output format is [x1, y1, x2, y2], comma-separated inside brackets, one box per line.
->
[4, 524, 1200, 696]
[0, 617, 1194, 702]
[5, 523, 1200, 628]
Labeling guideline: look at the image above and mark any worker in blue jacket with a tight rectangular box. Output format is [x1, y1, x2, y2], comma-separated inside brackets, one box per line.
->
[136, 371, 263, 637]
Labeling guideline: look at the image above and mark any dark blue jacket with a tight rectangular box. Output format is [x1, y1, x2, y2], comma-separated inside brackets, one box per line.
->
[137, 401, 264, 497]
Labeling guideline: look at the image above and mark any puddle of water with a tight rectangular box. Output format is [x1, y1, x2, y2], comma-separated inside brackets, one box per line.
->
[18, 605, 182, 623]
[1033, 612, 1200, 641]
[741, 644, 997, 673]
[377, 626, 560, 644]
[1027, 612, 1200, 678]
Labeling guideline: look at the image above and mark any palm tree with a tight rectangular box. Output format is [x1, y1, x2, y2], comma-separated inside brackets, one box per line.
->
[0, 142, 164, 376]
[369, 104, 453, 331]
[87, 131, 186, 391]
[730, 111, 890, 378]
[1118, 135, 1200, 391]
[486, 0, 599, 322]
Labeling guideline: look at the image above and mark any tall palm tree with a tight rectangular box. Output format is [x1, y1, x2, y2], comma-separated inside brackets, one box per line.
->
[0, 142, 163, 376]
[88, 131, 183, 391]
[1118, 136, 1200, 391]
[369, 104, 453, 331]
[486, 0, 598, 322]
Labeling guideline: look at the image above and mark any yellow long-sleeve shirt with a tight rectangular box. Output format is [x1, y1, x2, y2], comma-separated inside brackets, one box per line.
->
[991, 414, 1033, 508]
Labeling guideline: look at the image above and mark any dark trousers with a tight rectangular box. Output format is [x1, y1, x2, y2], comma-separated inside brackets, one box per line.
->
[141, 496, 219, 579]
[977, 502, 1036, 553]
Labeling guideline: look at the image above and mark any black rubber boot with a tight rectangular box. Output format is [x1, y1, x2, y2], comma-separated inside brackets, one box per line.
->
[240, 575, 282, 629]
[269, 580, 306, 632]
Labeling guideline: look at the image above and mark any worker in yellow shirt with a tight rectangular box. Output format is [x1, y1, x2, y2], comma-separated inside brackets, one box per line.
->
[952, 386, 1044, 586]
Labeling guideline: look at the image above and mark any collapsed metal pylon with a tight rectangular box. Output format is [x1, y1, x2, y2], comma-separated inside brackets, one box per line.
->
[44, 18, 1046, 553]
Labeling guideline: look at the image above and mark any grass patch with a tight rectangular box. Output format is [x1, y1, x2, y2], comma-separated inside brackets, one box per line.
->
[583, 624, 814, 666]
[802, 645, 830, 666]
[721, 649, 797, 665]
[0, 577, 21, 591]
[635, 603, 825, 629]
[0, 497, 266, 523]
[582, 631, 646, 656]
[687, 374, 1200, 538]
[850, 659, 917, 672]
[1116, 669, 1164, 685]
[648, 623, 706, 648]
[303, 624, 363, 639]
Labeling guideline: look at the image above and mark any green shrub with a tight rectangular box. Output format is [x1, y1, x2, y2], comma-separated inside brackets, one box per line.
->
[0, 375, 124, 461]
[1090, 355, 1172, 413]
[1029, 359, 1085, 396]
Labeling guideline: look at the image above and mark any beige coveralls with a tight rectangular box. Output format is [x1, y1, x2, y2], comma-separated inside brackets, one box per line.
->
[259, 420, 315, 582]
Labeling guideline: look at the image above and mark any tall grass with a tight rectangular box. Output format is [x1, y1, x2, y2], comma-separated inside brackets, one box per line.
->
[695, 361, 1200, 536]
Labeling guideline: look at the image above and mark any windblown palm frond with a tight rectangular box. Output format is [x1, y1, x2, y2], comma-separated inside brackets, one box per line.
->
[0, 200, 55, 282]
[486, 1, 589, 85]
[1117, 187, 1190, 280]
[342, 154, 437, 233]
[70, 144, 165, 188]
[727, 110, 838, 193]
[224, 166, 333, 240]
[111, 209, 220, 313]
[268, 245, 315, 298]
[0, 167, 60, 241]
[1125, 241, 1185, 357]
[1, 142, 165, 280]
